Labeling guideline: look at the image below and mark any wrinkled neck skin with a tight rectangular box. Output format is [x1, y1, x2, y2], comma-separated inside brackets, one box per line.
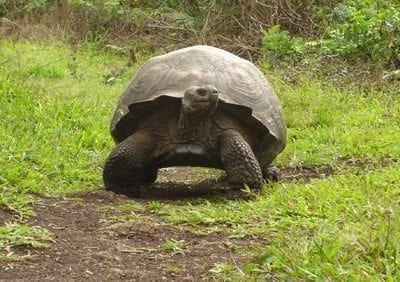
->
[178, 85, 219, 139]
[177, 107, 214, 138]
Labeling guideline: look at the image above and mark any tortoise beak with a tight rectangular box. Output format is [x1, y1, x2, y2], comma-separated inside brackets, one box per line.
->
[182, 86, 219, 113]
[204, 85, 219, 101]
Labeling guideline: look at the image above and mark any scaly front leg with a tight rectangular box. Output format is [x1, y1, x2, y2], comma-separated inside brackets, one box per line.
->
[219, 130, 263, 190]
[103, 131, 156, 195]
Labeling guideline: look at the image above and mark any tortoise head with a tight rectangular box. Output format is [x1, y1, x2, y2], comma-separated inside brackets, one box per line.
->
[182, 85, 219, 115]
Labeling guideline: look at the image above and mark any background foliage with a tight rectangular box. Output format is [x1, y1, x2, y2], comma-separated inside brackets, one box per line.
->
[1, 0, 399, 70]
[261, 0, 400, 67]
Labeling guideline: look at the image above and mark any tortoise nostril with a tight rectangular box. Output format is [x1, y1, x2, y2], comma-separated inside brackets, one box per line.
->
[197, 88, 207, 96]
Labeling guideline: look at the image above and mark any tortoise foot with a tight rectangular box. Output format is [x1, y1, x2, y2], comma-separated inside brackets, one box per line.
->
[140, 169, 158, 184]
[103, 133, 155, 196]
[263, 166, 281, 182]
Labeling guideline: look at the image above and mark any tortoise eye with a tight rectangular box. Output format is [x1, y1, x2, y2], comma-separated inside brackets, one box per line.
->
[197, 89, 207, 96]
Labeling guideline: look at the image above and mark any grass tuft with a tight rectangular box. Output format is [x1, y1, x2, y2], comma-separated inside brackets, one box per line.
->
[0, 223, 54, 261]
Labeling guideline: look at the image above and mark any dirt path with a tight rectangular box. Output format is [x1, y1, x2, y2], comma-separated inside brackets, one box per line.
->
[2, 191, 251, 280]
[0, 166, 332, 280]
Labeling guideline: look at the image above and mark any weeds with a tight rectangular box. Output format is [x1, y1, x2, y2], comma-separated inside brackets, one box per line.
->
[0, 223, 54, 261]
[161, 239, 187, 255]
[147, 201, 163, 213]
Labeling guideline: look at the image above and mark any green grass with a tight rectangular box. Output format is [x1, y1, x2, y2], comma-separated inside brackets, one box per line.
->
[0, 40, 399, 279]
[162, 239, 187, 255]
[0, 222, 54, 261]
[271, 76, 400, 166]
[153, 165, 400, 279]
[0, 40, 135, 196]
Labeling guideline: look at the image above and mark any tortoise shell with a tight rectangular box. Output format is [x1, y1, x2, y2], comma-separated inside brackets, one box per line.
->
[111, 45, 286, 167]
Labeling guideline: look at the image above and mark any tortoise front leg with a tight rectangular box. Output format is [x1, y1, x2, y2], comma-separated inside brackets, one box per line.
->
[263, 166, 281, 182]
[219, 130, 263, 190]
[140, 168, 158, 184]
[103, 131, 156, 195]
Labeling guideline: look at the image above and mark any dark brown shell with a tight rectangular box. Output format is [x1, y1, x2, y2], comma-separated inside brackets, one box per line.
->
[111, 45, 286, 166]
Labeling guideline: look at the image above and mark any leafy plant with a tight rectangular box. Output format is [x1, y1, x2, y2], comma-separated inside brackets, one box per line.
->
[261, 0, 400, 66]
[24, 0, 50, 12]
[209, 263, 238, 279]
[147, 201, 163, 213]
[324, 1, 400, 63]
[65, 0, 126, 37]
[261, 25, 306, 64]
[162, 239, 187, 254]
[0, 223, 54, 260]
[0, 185, 36, 218]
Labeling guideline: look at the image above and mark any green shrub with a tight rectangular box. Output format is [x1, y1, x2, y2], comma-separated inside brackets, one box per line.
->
[261, 25, 306, 64]
[319, 0, 400, 64]
[261, 0, 400, 67]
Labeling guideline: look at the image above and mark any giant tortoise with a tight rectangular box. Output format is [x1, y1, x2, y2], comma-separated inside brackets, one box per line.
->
[103, 45, 286, 194]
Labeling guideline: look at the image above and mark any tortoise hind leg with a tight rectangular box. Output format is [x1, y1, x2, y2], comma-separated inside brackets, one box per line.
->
[219, 130, 263, 190]
[103, 132, 156, 195]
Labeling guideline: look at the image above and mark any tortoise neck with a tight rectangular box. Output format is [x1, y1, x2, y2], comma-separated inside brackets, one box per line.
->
[177, 108, 214, 137]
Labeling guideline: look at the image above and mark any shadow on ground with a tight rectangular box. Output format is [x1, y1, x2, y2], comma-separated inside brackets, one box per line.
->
[121, 165, 335, 200]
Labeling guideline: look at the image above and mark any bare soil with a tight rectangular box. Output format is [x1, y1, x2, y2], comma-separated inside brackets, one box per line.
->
[0, 166, 332, 281]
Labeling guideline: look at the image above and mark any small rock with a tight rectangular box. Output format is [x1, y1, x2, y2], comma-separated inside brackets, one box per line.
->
[110, 267, 125, 276]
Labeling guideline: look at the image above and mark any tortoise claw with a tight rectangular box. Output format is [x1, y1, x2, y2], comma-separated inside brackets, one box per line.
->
[263, 166, 281, 182]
